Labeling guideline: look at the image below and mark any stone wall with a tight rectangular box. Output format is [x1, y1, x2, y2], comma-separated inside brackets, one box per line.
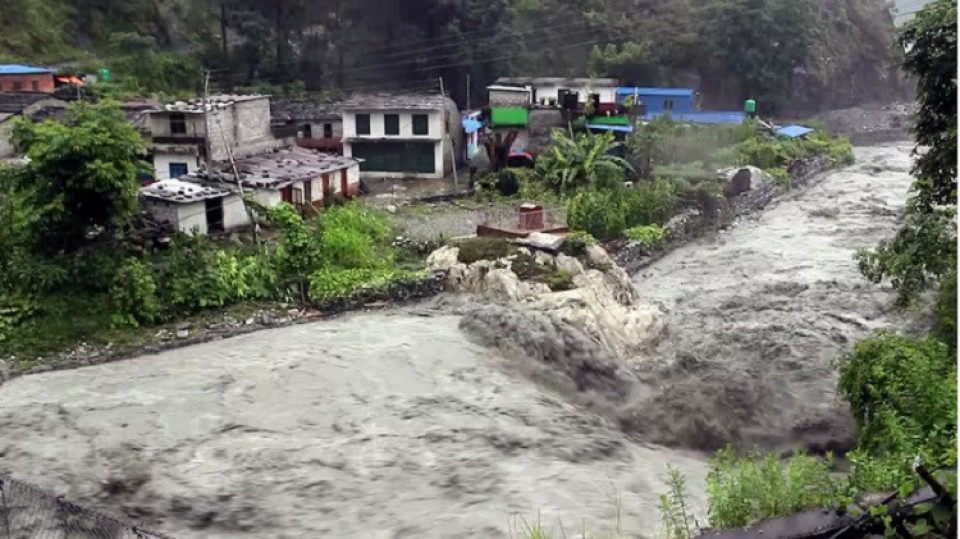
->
[612, 156, 833, 274]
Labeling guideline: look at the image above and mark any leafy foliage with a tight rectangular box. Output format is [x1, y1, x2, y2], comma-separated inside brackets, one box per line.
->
[566, 189, 627, 240]
[857, 0, 957, 307]
[659, 465, 695, 539]
[536, 130, 633, 196]
[705, 447, 840, 529]
[624, 224, 666, 248]
[10, 101, 148, 254]
[836, 332, 957, 478]
[110, 258, 160, 327]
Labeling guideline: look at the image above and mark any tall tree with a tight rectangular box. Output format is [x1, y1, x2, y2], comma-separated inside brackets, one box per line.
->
[10, 102, 148, 255]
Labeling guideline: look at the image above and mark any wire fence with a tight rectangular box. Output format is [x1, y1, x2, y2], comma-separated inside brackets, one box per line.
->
[480, 204, 568, 233]
[0, 475, 175, 539]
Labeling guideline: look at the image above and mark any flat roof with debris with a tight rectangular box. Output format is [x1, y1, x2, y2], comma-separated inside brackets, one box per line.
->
[152, 94, 268, 114]
[495, 77, 619, 87]
[340, 92, 447, 111]
[186, 147, 361, 190]
[141, 179, 233, 203]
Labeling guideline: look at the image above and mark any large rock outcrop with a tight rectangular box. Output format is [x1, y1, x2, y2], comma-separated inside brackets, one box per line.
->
[427, 237, 665, 358]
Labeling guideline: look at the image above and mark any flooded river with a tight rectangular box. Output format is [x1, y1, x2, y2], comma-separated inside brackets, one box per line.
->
[0, 144, 914, 538]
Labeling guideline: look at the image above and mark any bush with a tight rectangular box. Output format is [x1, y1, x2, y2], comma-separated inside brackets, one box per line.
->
[561, 230, 596, 256]
[705, 447, 840, 529]
[625, 224, 666, 247]
[836, 331, 956, 467]
[566, 189, 626, 240]
[309, 267, 418, 302]
[110, 257, 160, 327]
[623, 180, 677, 226]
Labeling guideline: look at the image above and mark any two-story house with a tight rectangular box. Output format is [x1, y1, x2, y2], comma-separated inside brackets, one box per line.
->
[340, 93, 463, 180]
[146, 94, 289, 180]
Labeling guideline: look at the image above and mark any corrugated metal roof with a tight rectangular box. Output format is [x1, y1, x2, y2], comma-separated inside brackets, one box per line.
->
[0, 64, 53, 75]
[497, 77, 619, 87]
[340, 92, 447, 111]
[641, 111, 746, 125]
[617, 87, 695, 97]
[776, 124, 815, 138]
[586, 124, 634, 133]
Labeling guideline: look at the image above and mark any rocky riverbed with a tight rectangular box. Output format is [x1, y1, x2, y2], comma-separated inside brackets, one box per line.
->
[0, 143, 916, 538]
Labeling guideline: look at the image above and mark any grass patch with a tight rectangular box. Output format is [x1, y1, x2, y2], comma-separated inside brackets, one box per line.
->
[453, 236, 520, 264]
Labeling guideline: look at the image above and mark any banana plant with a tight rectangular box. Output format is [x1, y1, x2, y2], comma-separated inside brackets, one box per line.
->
[537, 129, 634, 196]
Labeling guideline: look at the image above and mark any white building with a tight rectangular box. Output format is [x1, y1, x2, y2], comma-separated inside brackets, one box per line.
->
[146, 95, 289, 181]
[494, 77, 619, 106]
[340, 93, 463, 180]
[140, 179, 248, 236]
[270, 99, 344, 152]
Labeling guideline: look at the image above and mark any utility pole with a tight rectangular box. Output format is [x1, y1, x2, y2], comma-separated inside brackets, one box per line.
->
[200, 67, 213, 173]
[466, 73, 471, 111]
[439, 76, 459, 192]
[213, 113, 260, 242]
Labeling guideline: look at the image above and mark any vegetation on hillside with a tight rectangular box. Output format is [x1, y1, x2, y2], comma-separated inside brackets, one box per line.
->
[0, 100, 420, 360]
[0, 0, 909, 112]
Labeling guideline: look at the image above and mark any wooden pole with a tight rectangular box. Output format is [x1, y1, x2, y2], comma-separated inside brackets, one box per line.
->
[439, 76, 459, 192]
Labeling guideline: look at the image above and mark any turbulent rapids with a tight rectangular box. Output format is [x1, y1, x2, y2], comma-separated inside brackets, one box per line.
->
[0, 144, 915, 537]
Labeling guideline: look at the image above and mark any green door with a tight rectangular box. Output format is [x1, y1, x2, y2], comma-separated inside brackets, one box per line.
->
[352, 141, 436, 174]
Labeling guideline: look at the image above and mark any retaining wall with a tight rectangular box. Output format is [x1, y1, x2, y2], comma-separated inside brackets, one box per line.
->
[612, 156, 833, 274]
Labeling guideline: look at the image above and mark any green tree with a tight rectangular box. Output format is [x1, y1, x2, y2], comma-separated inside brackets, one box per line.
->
[857, 0, 957, 308]
[10, 101, 148, 255]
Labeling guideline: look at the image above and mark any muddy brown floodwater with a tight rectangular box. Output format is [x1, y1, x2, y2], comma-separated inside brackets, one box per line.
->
[0, 144, 914, 538]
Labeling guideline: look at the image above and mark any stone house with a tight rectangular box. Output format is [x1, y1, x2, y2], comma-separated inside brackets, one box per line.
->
[270, 99, 343, 153]
[184, 147, 362, 215]
[140, 179, 247, 236]
[340, 93, 463, 180]
[146, 95, 290, 181]
[494, 77, 619, 107]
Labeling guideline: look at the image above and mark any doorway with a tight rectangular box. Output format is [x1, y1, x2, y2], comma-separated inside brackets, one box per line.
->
[205, 198, 224, 232]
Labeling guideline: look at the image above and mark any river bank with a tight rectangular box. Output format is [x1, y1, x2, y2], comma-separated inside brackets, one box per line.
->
[0, 143, 916, 537]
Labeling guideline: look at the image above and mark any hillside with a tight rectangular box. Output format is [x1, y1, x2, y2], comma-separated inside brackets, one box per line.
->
[0, 0, 913, 115]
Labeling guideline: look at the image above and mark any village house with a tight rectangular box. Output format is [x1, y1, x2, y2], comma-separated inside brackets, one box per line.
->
[145, 94, 290, 181]
[340, 93, 463, 180]
[270, 99, 343, 153]
[140, 179, 247, 236]
[185, 147, 361, 208]
[0, 65, 56, 93]
[493, 77, 619, 107]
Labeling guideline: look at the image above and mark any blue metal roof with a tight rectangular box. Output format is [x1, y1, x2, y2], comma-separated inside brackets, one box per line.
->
[776, 124, 815, 138]
[0, 64, 54, 75]
[617, 87, 695, 98]
[641, 111, 747, 125]
[586, 124, 634, 133]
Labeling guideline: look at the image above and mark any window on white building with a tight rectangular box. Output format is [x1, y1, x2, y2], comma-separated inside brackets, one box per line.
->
[356, 114, 371, 135]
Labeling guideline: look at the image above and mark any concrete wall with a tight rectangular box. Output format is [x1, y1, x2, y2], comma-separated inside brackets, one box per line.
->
[143, 199, 207, 235]
[149, 113, 206, 138]
[153, 151, 200, 180]
[530, 82, 618, 104]
[299, 120, 343, 138]
[222, 193, 251, 229]
[489, 89, 531, 107]
[342, 110, 444, 140]
[252, 188, 282, 209]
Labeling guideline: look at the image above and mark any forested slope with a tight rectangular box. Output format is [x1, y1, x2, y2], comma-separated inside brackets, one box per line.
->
[0, 0, 913, 115]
